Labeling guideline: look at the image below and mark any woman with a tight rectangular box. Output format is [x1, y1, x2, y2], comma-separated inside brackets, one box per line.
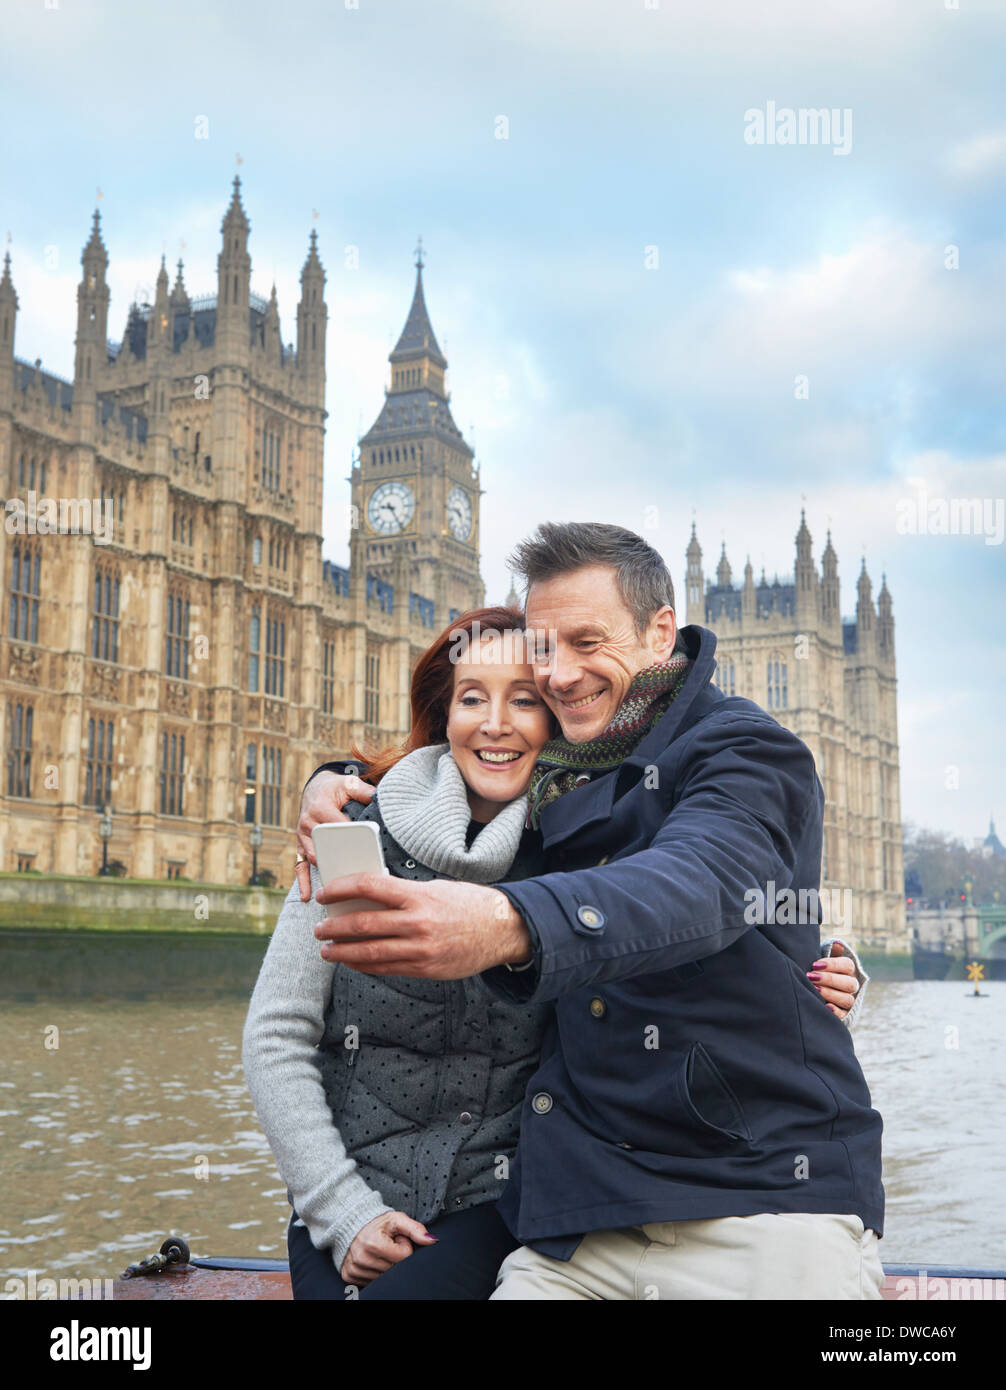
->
[243, 606, 863, 1300]
[244, 606, 554, 1299]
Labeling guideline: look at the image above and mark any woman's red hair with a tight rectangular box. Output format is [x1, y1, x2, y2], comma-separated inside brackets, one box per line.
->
[350, 605, 552, 784]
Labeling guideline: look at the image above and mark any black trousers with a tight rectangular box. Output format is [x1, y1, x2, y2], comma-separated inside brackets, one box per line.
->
[287, 1203, 520, 1301]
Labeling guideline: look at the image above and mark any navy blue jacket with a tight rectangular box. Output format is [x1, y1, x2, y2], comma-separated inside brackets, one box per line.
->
[482, 623, 884, 1258]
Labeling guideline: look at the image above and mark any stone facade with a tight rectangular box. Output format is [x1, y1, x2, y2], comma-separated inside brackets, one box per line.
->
[0, 181, 483, 887]
[686, 514, 905, 950]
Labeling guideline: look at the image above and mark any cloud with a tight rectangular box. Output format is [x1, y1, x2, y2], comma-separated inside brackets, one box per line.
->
[947, 129, 1006, 178]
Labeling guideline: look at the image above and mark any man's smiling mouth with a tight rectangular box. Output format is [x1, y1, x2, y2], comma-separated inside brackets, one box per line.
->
[562, 690, 605, 710]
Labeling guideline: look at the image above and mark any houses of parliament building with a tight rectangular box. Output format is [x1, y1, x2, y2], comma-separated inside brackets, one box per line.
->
[0, 178, 904, 945]
[0, 179, 485, 888]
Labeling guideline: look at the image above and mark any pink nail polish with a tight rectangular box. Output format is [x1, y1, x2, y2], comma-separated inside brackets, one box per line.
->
[808, 971, 822, 981]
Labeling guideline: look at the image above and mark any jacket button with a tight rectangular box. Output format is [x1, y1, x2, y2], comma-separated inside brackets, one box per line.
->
[589, 997, 606, 1018]
[576, 905, 605, 929]
[531, 1092, 553, 1115]
[459, 1111, 473, 1124]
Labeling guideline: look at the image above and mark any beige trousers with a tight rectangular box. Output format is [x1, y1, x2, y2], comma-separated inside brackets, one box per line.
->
[491, 1212, 885, 1300]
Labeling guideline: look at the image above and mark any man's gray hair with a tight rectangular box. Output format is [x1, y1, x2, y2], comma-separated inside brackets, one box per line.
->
[507, 521, 679, 639]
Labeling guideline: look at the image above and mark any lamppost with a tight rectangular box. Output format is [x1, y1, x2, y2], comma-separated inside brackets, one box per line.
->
[249, 822, 263, 887]
[98, 806, 113, 876]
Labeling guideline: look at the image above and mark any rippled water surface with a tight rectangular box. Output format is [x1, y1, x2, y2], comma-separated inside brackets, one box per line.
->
[1, 970, 1003, 1283]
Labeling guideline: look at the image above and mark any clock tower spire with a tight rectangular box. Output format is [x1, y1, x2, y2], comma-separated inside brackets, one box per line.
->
[352, 246, 484, 623]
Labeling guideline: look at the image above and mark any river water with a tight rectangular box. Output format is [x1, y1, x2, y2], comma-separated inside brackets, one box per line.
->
[0, 940, 1003, 1285]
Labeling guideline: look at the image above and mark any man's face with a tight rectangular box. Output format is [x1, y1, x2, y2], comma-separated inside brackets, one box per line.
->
[525, 564, 677, 743]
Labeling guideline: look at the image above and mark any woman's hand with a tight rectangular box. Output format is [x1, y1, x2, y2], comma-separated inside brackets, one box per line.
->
[296, 771, 375, 900]
[339, 1210, 437, 1285]
[808, 941, 860, 1020]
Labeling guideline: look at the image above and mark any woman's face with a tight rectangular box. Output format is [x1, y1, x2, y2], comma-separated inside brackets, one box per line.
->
[445, 637, 552, 820]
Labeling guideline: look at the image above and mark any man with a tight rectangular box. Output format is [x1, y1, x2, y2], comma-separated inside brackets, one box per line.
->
[297, 522, 884, 1299]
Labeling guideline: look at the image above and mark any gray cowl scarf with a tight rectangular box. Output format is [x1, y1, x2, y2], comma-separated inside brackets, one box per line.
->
[375, 741, 529, 883]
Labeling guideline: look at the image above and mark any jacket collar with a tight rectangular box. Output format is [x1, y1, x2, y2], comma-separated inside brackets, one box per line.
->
[621, 624, 718, 768]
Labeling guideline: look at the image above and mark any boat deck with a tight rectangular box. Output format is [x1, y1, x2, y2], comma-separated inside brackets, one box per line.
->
[111, 1259, 1004, 1301]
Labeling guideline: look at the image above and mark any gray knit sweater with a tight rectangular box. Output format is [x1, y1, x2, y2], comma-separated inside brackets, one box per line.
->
[242, 744, 533, 1269]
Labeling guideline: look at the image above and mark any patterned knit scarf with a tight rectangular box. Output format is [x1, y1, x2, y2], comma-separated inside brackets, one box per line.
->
[527, 653, 692, 829]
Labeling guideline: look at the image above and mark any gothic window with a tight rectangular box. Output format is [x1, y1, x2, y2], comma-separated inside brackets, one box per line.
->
[365, 647, 381, 726]
[92, 565, 120, 662]
[160, 730, 186, 815]
[261, 744, 283, 825]
[6, 702, 33, 798]
[85, 717, 114, 807]
[248, 603, 261, 692]
[247, 743, 282, 825]
[252, 536, 262, 566]
[101, 484, 123, 525]
[9, 542, 41, 642]
[265, 617, 286, 697]
[165, 590, 191, 679]
[261, 423, 281, 492]
[767, 655, 788, 710]
[245, 743, 257, 823]
[321, 639, 335, 715]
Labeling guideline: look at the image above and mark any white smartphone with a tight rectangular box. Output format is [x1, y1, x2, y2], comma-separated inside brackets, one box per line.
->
[311, 820, 390, 918]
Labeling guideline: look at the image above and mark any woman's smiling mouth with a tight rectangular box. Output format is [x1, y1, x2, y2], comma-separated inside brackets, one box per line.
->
[474, 748, 524, 764]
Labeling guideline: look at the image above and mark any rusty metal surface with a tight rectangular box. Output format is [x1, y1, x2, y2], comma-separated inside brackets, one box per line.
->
[111, 1265, 998, 1301]
[113, 1264, 292, 1300]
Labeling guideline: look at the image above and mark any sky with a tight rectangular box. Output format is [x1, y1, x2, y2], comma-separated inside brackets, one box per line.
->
[2, 0, 1004, 843]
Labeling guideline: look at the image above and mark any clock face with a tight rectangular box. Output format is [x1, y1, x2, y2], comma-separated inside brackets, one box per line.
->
[367, 480, 415, 534]
[447, 486, 473, 541]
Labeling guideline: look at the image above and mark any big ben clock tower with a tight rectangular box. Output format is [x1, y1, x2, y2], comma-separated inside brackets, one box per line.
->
[352, 244, 485, 623]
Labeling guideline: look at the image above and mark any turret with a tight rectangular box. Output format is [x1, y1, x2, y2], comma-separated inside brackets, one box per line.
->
[821, 529, 840, 631]
[264, 283, 283, 367]
[685, 523, 704, 625]
[215, 176, 251, 359]
[877, 572, 894, 663]
[148, 255, 172, 355]
[74, 209, 110, 406]
[716, 543, 732, 589]
[856, 558, 876, 655]
[742, 555, 756, 620]
[296, 228, 327, 403]
[170, 258, 190, 313]
[794, 507, 818, 626]
[0, 250, 18, 414]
